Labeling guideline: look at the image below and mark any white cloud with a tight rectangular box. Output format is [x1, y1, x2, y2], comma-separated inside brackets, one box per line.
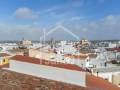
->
[0, 22, 43, 40]
[14, 7, 39, 19]
[63, 15, 120, 40]
[79, 15, 120, 31]
[0, 14, 120, 40]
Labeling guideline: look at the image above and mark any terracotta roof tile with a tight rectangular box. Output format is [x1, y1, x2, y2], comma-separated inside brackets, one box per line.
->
[64, 54, 88, 60]
[106, 48, 120, 52]
[86, 74, 120, 90]
[0, 53, 10, 57]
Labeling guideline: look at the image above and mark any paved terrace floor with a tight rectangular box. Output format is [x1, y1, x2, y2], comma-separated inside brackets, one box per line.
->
[0, 69, 87, 90]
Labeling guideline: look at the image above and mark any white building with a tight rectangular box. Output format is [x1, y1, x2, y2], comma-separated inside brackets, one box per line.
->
[91, 67, 120, 87]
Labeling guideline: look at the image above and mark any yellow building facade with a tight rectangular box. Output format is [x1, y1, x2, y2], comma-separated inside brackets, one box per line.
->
[0, 57, 9, 65]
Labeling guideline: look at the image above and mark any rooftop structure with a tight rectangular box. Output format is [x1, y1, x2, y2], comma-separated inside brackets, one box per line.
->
[18, 38, 32, 49]
[4, 55, 86, 87]
[80, 39, 90, 45]
[2, 55, 120, 89]
[19, 38, 32, 45]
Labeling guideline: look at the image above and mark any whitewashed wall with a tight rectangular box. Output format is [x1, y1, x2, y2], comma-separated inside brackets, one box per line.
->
[4, 60, 86, 87]
[93, 72, 120, 83]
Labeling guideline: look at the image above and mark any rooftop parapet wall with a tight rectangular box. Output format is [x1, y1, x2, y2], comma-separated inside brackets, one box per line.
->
[92, 67, 120, 73]
[4, 60, 86, 87]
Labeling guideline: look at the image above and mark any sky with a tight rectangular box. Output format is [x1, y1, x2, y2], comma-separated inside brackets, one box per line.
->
[0, 0, 120, 40]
